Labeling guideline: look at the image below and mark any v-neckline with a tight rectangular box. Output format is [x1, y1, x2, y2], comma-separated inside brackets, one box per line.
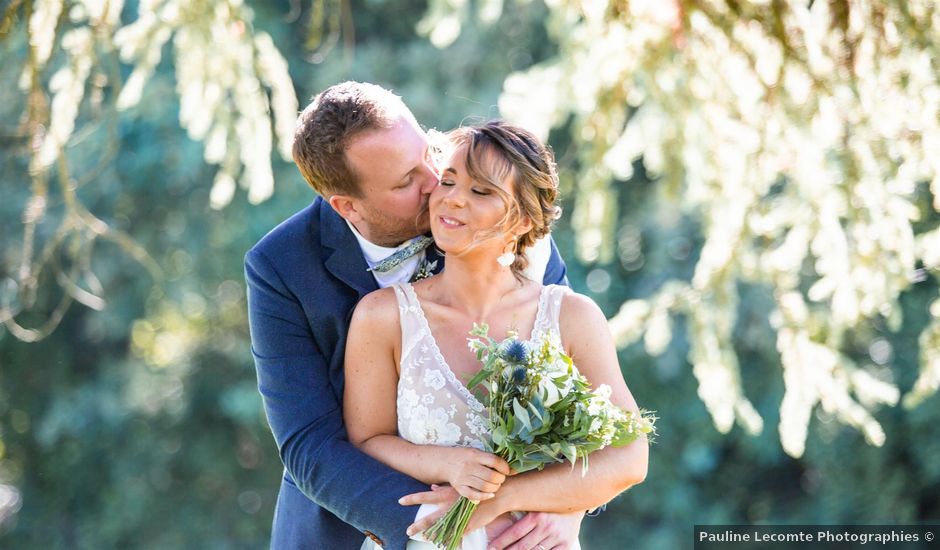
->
[401, 282, 551, 410]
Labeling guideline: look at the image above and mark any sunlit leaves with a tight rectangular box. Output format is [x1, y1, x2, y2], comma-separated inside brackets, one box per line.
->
[20, 0, 64, 89]
[4, 0, 298, 342]
[501, 0, 940, 456]
[418, 0, 468, 48]
[37, 26, 93, 170]
[114, 0, 299, 208]
[424, 0, 940, 456]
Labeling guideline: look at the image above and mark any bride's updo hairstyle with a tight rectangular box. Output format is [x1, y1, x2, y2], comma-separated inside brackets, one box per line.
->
[444, 120, 561, 280]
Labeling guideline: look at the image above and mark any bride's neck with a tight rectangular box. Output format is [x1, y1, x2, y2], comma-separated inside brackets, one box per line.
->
[434, 255, 523, 320]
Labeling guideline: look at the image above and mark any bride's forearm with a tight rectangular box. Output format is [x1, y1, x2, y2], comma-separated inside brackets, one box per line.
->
[357, 435, 457, 485]
[483, 440, 648, 515]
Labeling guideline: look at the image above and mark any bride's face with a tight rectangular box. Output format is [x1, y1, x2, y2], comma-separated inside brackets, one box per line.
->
[429, 145, 516, 257]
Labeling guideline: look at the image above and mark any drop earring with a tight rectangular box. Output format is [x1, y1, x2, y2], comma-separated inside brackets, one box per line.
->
[497, 241, 516, 267]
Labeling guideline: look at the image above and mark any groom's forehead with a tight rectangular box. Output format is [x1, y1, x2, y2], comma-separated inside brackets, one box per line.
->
[347, 124, 426, 186]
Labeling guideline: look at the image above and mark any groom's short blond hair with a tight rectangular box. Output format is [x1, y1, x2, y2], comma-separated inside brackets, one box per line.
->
[292, 81, 407, 198]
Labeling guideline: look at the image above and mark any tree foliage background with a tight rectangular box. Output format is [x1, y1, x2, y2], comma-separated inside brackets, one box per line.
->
[1, 0, 938, 548]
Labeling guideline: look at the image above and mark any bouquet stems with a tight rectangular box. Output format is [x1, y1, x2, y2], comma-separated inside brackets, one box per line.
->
[422, 497, 478, 550]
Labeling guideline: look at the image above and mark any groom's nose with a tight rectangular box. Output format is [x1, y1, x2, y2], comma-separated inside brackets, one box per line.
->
[419, 165, 438, 195]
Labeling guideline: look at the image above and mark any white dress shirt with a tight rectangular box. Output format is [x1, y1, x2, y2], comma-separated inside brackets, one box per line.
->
[346, 221, 427, 288]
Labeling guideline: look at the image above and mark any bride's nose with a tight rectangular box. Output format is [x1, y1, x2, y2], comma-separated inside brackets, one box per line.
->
[441, 187, 466, 208]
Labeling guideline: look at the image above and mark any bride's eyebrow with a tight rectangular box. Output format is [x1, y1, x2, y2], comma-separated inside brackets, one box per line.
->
[443, 167, 458, 176]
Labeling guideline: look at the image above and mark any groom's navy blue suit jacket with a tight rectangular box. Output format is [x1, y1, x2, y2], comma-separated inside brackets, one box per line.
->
[245, 196, 569, 550]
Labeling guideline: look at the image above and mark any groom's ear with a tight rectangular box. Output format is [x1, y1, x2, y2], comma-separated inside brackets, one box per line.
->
[328, 194, 363, 223]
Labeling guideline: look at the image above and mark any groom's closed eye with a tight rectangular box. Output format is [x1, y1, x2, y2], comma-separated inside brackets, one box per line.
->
[395, 173, 415, 189]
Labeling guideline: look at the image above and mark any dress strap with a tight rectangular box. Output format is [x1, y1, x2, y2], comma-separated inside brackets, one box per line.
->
[391, 282, 425, 359]
[531, 284, 570, 344]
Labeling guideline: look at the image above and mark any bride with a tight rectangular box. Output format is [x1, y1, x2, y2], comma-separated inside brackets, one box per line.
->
[344, 121, 648, 550]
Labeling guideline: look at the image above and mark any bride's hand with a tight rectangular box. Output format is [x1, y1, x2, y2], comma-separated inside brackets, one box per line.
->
[443, 447, 511, 502]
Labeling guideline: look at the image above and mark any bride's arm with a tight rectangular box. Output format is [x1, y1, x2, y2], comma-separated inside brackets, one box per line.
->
[343, 289, 510, 502]
[462, 291, 649, 528]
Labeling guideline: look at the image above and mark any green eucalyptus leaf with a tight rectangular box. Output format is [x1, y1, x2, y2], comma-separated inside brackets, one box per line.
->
[513, 398, 532, 431]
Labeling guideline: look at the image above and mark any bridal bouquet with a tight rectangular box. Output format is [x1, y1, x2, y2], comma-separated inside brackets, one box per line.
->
[422, 323, 655, 550]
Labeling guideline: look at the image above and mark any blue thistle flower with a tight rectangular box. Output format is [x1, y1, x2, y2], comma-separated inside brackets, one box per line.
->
[512, 366, 528, 385]
[501, 339, 530, 364]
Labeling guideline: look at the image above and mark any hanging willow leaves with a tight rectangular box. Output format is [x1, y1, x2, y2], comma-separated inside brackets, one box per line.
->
[419, 0, 940, 457]
[2, 0, 298, 341]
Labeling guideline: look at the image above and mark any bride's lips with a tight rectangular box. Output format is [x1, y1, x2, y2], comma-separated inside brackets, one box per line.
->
[438, 215, 465, 229]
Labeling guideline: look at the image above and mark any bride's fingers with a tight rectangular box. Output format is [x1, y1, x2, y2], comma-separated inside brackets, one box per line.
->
[454, 465, 504, 491]
[470, 464, 507, 486]
[477, 452, 512, 476]
[461, 471, 505, 494]
[470, 478, 502, 494]
[455, 485, 496, 502]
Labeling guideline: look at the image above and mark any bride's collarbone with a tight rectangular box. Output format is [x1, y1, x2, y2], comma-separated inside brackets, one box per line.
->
[418, 282, 542, 323]
[421, 299, 543, 377]
[424, 295, 540, 336]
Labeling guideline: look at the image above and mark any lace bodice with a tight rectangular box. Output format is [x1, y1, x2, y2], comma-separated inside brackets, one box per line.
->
[391, 282, 570, 450]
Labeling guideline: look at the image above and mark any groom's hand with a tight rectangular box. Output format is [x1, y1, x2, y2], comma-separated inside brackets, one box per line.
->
[486, 511, 585, 550]
[400, 484, 460, 537]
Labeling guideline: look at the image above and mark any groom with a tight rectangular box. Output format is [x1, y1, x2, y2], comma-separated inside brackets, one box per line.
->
[246, 81, 581, 549]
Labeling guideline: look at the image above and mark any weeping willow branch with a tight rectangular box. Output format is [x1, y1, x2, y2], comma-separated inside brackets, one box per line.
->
[418, 0, 940, 456]
[517, 0, 939, 456]
[2, 0, 299, 342]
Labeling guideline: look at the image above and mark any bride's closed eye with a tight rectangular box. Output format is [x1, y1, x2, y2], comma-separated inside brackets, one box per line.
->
[439, 178, 491, 196]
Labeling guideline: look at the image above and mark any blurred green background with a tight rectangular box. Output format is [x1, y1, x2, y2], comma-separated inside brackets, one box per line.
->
[2, 1, 939, 548]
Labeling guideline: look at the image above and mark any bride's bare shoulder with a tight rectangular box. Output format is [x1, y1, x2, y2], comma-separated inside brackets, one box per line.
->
[558, 290, 612, 348]
[558, 289, 605, 320]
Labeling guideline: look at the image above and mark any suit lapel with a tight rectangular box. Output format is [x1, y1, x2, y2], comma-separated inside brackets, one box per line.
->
[318, 198, 379, 297]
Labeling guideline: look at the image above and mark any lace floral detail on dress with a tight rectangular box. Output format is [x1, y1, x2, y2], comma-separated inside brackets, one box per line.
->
[407, 405, 462, 446]
[530, 284, 566, 346]
[392, 283, 569, 452]
[423, 368, 446, 391]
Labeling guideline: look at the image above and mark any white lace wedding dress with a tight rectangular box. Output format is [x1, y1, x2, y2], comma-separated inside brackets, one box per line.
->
[361, 282, 574, 550]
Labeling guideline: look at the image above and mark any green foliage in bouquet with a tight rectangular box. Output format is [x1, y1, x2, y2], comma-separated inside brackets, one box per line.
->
[423, 323, 655, 549]
[466, 323, 655, 474]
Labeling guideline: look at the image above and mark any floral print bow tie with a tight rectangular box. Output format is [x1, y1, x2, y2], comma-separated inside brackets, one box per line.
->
[368, 236, 434, 273]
